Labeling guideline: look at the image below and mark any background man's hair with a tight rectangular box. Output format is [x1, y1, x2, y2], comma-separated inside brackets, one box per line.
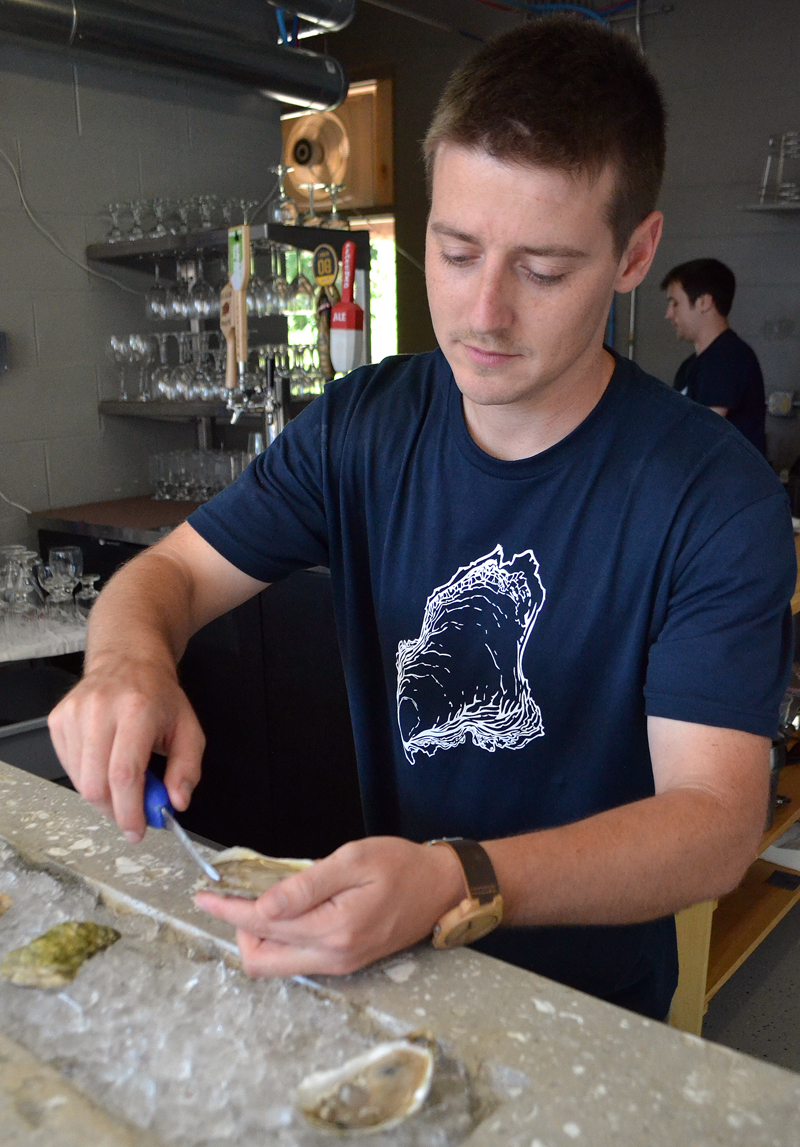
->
[423, 15, 666, 255]
[660, 259, 736, 317]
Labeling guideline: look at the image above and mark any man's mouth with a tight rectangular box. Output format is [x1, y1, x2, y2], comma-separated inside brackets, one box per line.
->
[461, 342, 522, 367]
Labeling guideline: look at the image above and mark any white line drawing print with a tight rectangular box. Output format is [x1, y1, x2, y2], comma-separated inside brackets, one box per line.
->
[396, 545, 546, 764]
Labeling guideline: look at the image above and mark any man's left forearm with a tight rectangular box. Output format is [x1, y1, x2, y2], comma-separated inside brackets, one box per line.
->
[484, 784, 765, 928]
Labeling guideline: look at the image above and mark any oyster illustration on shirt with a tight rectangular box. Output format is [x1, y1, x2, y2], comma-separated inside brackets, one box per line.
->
[396, 546, 546, 764]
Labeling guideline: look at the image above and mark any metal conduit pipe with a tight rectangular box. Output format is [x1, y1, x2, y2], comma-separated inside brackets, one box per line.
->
[264, 0, 355, 33]
[0, 0, 348, 109]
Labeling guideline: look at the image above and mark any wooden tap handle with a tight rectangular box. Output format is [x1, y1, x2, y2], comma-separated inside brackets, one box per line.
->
[219, 282, 237, 389]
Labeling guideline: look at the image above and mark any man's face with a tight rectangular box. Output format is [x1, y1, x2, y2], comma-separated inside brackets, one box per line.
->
[425, 145, 625, 410]
[664, 281, 701, 343]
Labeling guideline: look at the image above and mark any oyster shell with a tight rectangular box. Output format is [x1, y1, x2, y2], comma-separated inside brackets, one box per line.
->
[0, 892, 11, 917]
[0, 920, 120, 988]
[200, 846, 313, 899]
[295, 1037, 435, 1134]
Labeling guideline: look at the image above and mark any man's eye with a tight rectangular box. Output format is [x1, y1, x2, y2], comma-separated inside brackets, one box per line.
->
[439, 250, 476, 267]
[523, 268, 566, 285]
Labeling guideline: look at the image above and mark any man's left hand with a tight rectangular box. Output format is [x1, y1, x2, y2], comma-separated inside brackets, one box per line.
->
[194, 836, 465, 978]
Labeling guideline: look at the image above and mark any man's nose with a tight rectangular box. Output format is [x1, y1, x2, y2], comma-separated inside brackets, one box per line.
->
[469, 263, 514, 333]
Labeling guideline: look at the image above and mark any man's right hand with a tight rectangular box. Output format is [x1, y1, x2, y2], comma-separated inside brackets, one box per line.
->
[48, 654, 206, 843]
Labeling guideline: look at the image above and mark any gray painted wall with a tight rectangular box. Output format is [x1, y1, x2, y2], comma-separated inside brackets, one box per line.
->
[0, 36, 282, 547]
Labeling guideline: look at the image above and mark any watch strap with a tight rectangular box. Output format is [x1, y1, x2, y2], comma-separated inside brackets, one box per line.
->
[428, 837, 500, 904]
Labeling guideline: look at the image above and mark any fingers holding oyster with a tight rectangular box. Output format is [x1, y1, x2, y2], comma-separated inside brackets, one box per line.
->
[194, 835, 466, 979]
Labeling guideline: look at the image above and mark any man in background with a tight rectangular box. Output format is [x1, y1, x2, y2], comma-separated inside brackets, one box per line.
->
[662, 258, 766, 454]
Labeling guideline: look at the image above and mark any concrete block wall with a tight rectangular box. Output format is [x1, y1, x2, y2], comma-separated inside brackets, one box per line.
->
[0, 36, 282, 547]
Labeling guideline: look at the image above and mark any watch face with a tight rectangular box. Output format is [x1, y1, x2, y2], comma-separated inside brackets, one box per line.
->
[443, 911, 500, 948]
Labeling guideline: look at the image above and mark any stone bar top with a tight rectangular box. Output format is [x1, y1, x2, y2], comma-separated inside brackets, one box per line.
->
[1, 759, 799, 1147]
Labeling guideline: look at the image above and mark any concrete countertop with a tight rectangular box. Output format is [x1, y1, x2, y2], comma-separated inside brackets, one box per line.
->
[1, 760, 799, 1147]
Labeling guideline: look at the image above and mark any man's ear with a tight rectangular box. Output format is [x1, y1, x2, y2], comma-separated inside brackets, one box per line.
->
[614, 211, 663, 295]
[695, 292, 715, 314]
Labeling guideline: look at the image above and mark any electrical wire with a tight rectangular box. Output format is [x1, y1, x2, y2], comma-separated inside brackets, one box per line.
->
[0, 490, 31, 514]
[0, 143, 142, 297]
[476, 0, 607, 22]
[396, 244, 425, 274]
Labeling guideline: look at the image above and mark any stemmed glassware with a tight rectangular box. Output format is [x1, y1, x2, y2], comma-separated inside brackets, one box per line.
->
[321, 183, 350, 230]
[108, 336, 133, 401]
[105, 203, 126, 243]
[128, 200, 146, 241]
[149, 198, 170, 239]
[76, 576, 100, 621]
[151, 333, 173, 399]
[145, 264, 169, 321]
[197, 195, 219, 230]
[268, 165, 299, 225]
[190, 259, 218, 319]
[166, 262, 193, 320]
[128, 335, 155, 401]
[288, 249, 315, 314]
[300, 183, 325, 227]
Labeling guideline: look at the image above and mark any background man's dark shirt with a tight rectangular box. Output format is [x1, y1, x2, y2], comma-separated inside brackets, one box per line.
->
[674, 328, 766, 454]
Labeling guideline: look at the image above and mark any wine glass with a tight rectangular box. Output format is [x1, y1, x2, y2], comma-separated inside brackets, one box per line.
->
[128, 334, 155, 401]
[288, 248, 315, 314]
[321, 183, 350, 230]
[190, 259, 218, 319]
[105, 202, 125, 243]
[151, 333, 174, 399]
[108, 336, 133, 401]
[145, 264, 169, 321]
[268, 164, 299, 225]
[149, 198, 170, 239]
[300, 183, 325, 227]
[76, 575, 101, 622]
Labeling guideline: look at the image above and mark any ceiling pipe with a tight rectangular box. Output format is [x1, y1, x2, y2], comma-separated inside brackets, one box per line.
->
[0, 0, 348, 109]
[263, 0, 355, 33]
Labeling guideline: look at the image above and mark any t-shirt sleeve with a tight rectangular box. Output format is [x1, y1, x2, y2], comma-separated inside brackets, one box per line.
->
[644, 491, 796, 737]
[691, 348, 746, 410]
[186, 396, 330, 582]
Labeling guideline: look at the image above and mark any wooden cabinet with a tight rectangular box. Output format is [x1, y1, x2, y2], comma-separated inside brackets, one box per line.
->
[670, 534, 800, 1035]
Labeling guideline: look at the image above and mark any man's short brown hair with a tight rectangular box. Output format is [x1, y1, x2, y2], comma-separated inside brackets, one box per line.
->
[423, 15, 666, 254]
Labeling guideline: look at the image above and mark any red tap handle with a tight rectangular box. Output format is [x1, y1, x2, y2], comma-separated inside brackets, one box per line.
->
[341, 240, 356, 304]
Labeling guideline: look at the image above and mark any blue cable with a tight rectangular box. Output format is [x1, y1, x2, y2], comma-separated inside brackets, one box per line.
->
[292, 13, 299, 45]
[487, 1, 608, 22]
[276, 8, 289, 44]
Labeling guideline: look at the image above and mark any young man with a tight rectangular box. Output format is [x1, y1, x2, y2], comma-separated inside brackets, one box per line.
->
[662, 258, 767, 454]
[49, 18, 795, 1021]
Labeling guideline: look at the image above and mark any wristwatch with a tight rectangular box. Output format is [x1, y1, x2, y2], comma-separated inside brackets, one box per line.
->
[427, 837, 504, 949]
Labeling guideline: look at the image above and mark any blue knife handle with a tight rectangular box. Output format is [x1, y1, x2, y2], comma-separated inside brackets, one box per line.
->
[143, 770, 174, 829]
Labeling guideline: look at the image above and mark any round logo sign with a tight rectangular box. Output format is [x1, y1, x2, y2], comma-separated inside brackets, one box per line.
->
[312, 243, 339, 288]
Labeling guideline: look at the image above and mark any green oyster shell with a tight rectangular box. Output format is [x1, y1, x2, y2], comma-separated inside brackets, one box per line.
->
[0, 921, 121, 988]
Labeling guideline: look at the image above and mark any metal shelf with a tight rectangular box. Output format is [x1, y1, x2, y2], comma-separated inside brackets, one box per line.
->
[741, 203, 800, 212]
[99, 398, 315, 425]
[87, 223, 371, 277]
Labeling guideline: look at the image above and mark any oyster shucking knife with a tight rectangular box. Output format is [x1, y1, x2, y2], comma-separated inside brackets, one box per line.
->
[143, 770, 221, 882]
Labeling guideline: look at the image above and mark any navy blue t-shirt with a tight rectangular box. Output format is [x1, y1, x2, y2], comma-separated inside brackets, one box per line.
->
[189, 349, 795, 1020]
[674, 328, 767, 454]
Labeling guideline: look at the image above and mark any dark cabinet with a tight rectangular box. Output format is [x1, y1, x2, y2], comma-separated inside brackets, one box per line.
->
[37, 528, 364, 857]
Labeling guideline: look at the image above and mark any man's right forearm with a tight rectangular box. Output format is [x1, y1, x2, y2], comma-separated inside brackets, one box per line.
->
[84, 544, 200, 676]
[49, 522, 268, 839]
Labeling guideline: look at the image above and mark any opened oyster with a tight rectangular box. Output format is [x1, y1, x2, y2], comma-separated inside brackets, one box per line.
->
[200, 846, 313, 899]
[0, 892, 11, 917]
[0, 920, 120, 988]
[295, 1036, 435, 1134]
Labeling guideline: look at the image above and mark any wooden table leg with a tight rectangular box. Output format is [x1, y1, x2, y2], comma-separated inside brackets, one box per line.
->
[670, 900, 716, 1035]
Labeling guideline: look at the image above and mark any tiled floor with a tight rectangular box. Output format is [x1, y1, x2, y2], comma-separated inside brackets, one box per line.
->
[702, 899, 800, 1073]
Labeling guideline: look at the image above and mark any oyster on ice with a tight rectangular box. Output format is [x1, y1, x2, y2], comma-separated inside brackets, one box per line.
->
[295, 1037, 435, 1134]
[0, 920, 120, 988]
[199, 846, 313, 899]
